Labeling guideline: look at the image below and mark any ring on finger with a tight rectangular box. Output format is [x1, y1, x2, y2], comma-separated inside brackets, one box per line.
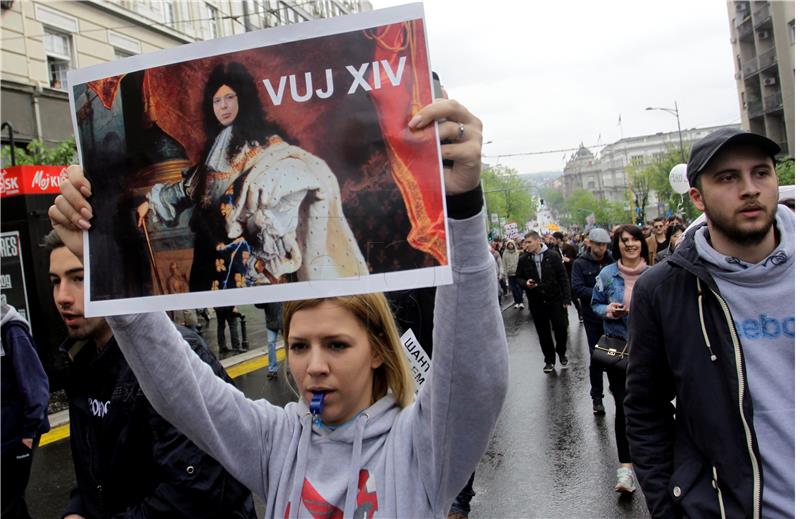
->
[457, 123, 465, 141]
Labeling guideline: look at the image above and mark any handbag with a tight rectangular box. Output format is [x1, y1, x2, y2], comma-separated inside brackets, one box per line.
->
[591, 335, 629, 372]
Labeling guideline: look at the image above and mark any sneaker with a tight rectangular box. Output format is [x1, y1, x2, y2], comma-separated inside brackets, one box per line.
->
[543, 363, 555, 374]
[592, 399, 606, 416]
[558, 354, 568, 366]
[614, 467, 637, 493]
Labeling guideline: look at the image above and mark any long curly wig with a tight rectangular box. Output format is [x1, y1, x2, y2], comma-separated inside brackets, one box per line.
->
[201, 62, 285, 161]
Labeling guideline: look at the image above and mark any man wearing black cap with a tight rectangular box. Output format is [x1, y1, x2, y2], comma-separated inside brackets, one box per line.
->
[625, 128, 794, 518]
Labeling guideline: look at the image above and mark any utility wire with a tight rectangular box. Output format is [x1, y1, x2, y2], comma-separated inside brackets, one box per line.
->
[483, 142, 609, 159]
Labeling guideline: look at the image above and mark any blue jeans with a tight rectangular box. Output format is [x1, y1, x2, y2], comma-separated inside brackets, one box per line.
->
[583, 319, 605, 400]
[266, 328, 279, 374]
[509, 276, 524, 305]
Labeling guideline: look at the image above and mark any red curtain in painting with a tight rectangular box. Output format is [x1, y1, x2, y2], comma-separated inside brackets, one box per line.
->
[365, 20, 446, 265]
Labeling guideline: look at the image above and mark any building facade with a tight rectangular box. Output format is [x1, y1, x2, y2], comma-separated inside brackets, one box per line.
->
[727, 0, 795, 157]
[562, 124, 739, 218]
[0, 0, 370, 151]
[0, 0, 370, 391]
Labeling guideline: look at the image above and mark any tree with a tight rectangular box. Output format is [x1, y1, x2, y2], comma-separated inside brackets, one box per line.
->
[481, 164, 535, 228]
[625, 146, 701, 221]
[1, 138, 77, 167]
[594, 199, 629, 226]
[777, 157, 795, 186]
[538, 186, 565, 218]
[563, 188, 595, 227]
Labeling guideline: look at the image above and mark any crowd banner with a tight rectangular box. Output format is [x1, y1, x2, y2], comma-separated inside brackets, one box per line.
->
[67, 3, 451, 317]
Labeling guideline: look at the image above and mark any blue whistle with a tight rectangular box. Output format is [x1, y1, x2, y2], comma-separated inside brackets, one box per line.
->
[310, 392, 325, 416]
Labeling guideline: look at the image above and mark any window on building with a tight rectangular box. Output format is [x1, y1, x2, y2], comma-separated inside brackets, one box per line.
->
[789, 20, 795, 45]
[114, 48, 134, 60]
[163, 0, 176, 27]
[205, 3, 220, 39]
[630, 155, 644, 166]
[44, 28, 72, 89]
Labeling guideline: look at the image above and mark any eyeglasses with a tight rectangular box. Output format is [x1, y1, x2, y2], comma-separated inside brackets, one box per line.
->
[213, 93, 237, 105]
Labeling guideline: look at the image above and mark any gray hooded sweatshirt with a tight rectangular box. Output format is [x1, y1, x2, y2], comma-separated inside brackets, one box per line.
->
[106, 212, 509, 518]
[695, 204, 794, 518]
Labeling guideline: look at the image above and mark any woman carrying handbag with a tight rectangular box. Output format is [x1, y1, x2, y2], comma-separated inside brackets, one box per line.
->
[591, 224, 649, 495]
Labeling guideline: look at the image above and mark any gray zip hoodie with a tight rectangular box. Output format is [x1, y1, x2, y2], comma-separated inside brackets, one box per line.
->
[106, 211, 509, 518]
[695, 204, 794, 518]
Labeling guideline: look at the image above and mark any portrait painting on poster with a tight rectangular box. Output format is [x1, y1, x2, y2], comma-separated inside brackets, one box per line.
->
[67, 3, 452, 317]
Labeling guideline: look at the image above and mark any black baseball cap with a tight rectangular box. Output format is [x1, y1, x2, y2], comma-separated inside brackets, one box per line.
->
[686, 128, 781, 187]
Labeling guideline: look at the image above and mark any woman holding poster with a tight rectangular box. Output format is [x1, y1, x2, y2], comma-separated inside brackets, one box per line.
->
[50, 98, 506, 519]
[137, 62, 367, 292]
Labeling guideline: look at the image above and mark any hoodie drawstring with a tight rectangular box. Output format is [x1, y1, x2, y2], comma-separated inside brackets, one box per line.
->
[343, 413, 369, 519]
[291, 413, 314, 519]
[696, 278, 718, 362]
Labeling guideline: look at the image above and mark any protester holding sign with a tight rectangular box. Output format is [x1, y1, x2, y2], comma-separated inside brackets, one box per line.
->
[49, 98, 508, 518]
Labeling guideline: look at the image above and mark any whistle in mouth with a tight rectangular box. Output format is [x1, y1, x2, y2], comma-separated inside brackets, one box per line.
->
[310, 391, 325, 416]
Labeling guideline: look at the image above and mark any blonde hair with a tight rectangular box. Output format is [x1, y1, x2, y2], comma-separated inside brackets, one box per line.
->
[282, 293, 415, 408]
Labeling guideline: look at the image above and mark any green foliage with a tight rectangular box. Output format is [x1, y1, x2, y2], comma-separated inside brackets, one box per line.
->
[539, 187, 565, 218]
[559, 188, 629, 227]
[624, 146, 701, 221]
[1, 138, 76, 167]
[777, 157, 795, 186]
[482, 164, 535, 228]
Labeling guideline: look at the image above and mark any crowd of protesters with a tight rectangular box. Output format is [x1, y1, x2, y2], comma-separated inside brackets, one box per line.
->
[1, 84, 792, 519]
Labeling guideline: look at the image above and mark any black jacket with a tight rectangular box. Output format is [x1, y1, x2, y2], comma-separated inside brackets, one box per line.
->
[515, 246, 570, 306]
[1, 315, 50, 454]
[625, 226, 763, 519]
[570, 250, 614, 324]
[61, 325, 256, 519]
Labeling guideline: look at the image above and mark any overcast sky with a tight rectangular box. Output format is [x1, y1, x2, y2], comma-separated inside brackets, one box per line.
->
[371, 0, 741, 174]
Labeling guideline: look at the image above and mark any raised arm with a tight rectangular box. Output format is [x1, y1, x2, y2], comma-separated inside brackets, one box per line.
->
[404, 100, 509, 511]
[105, 312, 287, 501]
[49, 166, 291, 499]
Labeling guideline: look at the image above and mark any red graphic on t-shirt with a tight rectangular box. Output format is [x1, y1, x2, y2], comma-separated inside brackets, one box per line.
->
[283, 469, 378, 519]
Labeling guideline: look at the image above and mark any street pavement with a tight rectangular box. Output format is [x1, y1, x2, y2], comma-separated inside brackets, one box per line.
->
[27, 297, 650, 518]
[469, 301, 650, 518]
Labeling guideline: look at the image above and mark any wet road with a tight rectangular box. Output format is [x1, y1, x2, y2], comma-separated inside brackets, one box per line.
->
[469, 303, 649, 518]
[28, 299, 650, 518]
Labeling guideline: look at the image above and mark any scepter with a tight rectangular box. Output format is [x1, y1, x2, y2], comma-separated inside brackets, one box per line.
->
[141, 219, 166, 295]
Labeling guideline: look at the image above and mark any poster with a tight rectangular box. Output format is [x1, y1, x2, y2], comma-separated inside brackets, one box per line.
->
[67, 4, 451, 317]
[0, 231, 31, 323]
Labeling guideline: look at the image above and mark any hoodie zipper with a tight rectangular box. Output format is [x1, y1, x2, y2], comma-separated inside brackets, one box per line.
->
[712, 466, 727, 519]
[705, 286, 761, 518]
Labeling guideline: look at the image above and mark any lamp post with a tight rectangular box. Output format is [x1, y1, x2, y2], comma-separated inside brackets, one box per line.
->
[645, 101, 685, 161]
[646, 101, 687, 218]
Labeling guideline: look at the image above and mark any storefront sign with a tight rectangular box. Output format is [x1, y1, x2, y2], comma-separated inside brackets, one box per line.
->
[0, 166, 68, 198]
[0, 231, 31, 323]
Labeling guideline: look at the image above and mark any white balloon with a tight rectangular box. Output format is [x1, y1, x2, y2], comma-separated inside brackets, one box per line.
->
[669, 163, 690, 194]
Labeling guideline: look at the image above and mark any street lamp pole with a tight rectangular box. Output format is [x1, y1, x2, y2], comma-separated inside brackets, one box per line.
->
[646, 101, 688, 218]
[645, 101, 685, 161]
[673, 101, 685, 162]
